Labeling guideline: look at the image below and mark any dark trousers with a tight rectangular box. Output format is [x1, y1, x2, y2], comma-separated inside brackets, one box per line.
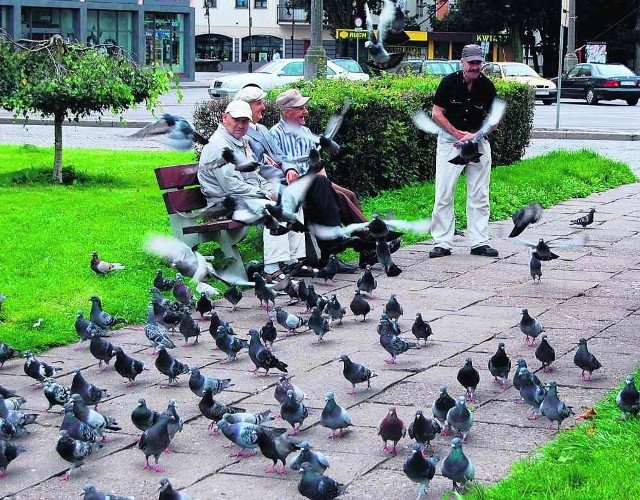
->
[332, 183, 368, 224]
[303, 175, 341, 227]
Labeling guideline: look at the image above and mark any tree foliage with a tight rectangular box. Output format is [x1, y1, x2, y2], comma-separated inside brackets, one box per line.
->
[0, 31, 174, 183]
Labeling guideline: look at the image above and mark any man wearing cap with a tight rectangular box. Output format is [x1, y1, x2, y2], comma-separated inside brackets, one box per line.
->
[429, 43, 499, 259]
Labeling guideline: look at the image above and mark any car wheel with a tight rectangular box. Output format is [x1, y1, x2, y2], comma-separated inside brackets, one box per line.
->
[542, 99, 553, 105]
[585, 88, 598, 105]
[626, 98, 638, 106]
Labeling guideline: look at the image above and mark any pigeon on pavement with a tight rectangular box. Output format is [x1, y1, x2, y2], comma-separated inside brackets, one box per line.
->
[570, 208, 596, 228]
[178, 311, 201, 346]
[529, 250, 543, 283]
[260, 318, 278, 350]
[509, 202, 543, 238]
[89, 296, 126, 330]
[320, 392, 352, 439]
[403, 442, 438, 500]
[253, 272, 278, 312]
[379, 329, 419, 364]
[214, 325, 249, 362]
[338, 354, 376, 395]
[71, 368, 109, 410]
[408, 409, 441, 454]
[248, 329, 288, 376]
[518, 367, 547, 420]
[274, 375, 307, 405]
[222, 410, 274, 426]
[349, 289, 371, 322]
[616, 375, 640, 419]
[0, 440, 23, 478]
[138, 413, 175, 472]
[216, 418, 263, 458]
[255, 425, 302, 475]
[298, 462, 346, 500]
[56, 429, 103, 481]
[74, 312, 108, 351]
[128, 113, 208, 150]
[131, 398, 160, 433]
[0, 395, 37, 429]
[275, 306, 307, 337]
[446, 397, 474, 443]
[574, 337, 602, 382]
[535, 335, 556, 373]
[314, 255, 339, 282]
[383, 294, 403, 321]
[81, 483, 134, 500]
[441, 437, 475, 493]
[488, 342, 511, 390]
[377, 406, 406, 456]
[223, 286, 243, 311]
[280, 390, 309, 435]
[356, 265, 377, 297]
[325, 295, 346, 325]
[60, 400, 100, 443]
[195, 291, 213, 319]
[172, 274, 193, 307]
[90, 251, 125, 275]
[539, 380, 574, 431]
[520, 308, 544, 345]
[44, 378, 71, 412]
[0, 342, 21, 369]
[155, 348, 190, 388]
[198, 388, 245, 435]
[308, 306, 330, 343]
[290, 441, 330, 474]
[113, 347, 145, 386]
[89, 334, 116, 371]
[70, 394, 121, 440]
[23, 352, 61, 389]
[457, 358, 480, 403]
[411, 313, 432, 346]
[188, 366, 233, 397]
[158, 476, 194, 500]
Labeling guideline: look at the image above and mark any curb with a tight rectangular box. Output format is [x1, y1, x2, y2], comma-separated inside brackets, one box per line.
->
[531, 129, 640, 141]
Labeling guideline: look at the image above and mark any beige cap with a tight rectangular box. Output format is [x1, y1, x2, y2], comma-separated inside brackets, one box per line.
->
[276, 88, 311, 109]
[234, 85, 267, 103]
[224, 100, 253, 119]
[461, 44, 485, 62]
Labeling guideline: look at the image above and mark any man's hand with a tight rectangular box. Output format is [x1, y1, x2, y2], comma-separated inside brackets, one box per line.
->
[286, 170, 300, 184]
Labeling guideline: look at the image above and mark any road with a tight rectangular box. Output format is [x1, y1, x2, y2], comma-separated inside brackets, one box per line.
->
[533, 99, 640, 131]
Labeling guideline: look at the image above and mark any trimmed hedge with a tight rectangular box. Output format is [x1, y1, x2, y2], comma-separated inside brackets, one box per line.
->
[192, 74, 534, 197]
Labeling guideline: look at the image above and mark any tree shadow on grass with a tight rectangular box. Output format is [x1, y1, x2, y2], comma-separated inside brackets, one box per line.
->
[0, 166, 123, 187]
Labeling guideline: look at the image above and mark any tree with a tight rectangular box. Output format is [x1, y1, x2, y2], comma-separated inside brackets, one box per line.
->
[0, 31, 174, 183]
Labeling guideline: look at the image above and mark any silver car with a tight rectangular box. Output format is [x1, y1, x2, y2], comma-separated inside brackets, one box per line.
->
[208, 58, 370, 99]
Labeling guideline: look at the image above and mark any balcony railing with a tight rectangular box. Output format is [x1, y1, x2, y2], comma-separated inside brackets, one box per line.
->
[277, 2, 309, 24]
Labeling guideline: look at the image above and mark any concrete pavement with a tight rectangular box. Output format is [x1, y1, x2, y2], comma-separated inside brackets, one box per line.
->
[2, 183, 640, 499]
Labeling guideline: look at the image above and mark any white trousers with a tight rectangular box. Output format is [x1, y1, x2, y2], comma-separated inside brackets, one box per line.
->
[431, 135, 492, 250]
[263, 209, 306, 265]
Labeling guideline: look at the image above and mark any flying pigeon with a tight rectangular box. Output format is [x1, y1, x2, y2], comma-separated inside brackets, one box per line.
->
[298, 462, 346, 500]
[408, 409, 441, 454]
[90, 251, 124, 275]
[574, 337, 602, 382]
[446, 396, 474, 443]
[128, 113, 208, 150]
[131, 398, 160, 433]
[158, 477, 194, 500]
[43, 378, 71, 412]
[339, 354, 377, 395]
[154, 348, 190, 388]
[145, 235, 214, 283]
[292, 100, 351, 157]
[509, 202, 543, 238]
[56, 429, 103, 481]
[616, 375, 640, 419]
[441, 437, 475, 493]
[520, 308, 544, 346]
[403, 442, 438, 499]
[535, 335, 556, 373]
[320, 392, 352, 439]
[248, 329, 288, 376]
[570, 208, 596, 228]
[539, 380, 574, 431]
[113, 346, 145, 386]
[280, 389, 309, 435]
[214, 325, 249, 362]
[23, 352, 61, 389]
[488, 342, 511, 390]
[71, 368, 109, 409]
[377, 406, 406, 455]
[0, 342, 20, 369]
[349, 289, 371, 322]
[363, 1, 403, 71]
[188, 366, 233, 397]
[221, 146, 260, 172]
[81, 483, 135, 500]
[290, 442, 330, 474]
[153, 268, 175, 292]
[457, 358, 480, 403]
[513, 236, 587, 261]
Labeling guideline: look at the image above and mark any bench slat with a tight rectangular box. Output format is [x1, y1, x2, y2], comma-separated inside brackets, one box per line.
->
[162, 189, 207, 214]
[155, 164, 199, 190]
[182, 219, 245, 234]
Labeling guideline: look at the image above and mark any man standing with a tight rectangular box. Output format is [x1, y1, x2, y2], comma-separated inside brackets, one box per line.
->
[429, 44, 499, 259]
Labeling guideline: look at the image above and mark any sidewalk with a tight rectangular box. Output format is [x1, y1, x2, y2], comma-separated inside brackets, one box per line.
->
[2, 183, 640, 499]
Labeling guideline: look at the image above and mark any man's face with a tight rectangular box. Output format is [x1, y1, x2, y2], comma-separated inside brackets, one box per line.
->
[249, 99, 266, 123]
[283, 105, 308, 127]
[462, 59, 483, 81]
[222, 113, 250, 139]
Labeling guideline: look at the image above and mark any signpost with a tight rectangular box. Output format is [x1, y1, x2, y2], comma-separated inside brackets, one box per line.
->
[354, 17, 362, 63]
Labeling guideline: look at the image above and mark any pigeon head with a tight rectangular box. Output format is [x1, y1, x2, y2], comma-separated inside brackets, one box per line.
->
[414, 409, 423, 418]
[578, 338, 587, 345]
[438, 385, 448, 395]
[546, 380, 558, 389]
[456, 396, 466, 406]
[541, 334, 548, 341]
[59, 429, 70, 438]
[387, 406, 397, 416]
[287, 389, 295, 399]
[498, 342, 505, 350]
[324, 391, 335, 402]
[247, 329, 260, 339]
[516, 358, 526, 368]
[76, 311, 84, 318]
[626, 375, 635, 384]
[339, 354, 349, 363]
[158, 477, 172, 492]
[137, 398, 147, 407]
[299, 441, 310, 450]
[175, 273, 184, 282]
[464, 358, 473, 366]
[91, 251, 98, 258]
[299, 462, 315, 473]
[82, 485, 98, 495]
[167, 400, 178, 410]
[521, 308, 529, 315]
[450, 437, 463, 448]
[90, 295, 100, 303]
[518, 367, 530, 379]
[411, 442, 422, 452]
[113, 346, 124, 354]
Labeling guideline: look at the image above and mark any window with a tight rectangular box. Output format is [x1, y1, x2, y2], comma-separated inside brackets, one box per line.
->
[144, 12, 186, 74]
[281, 61, 303, 76]
[87, 10, 133, 55]
[21, 7, 75, 40]
[204, 0, 217, 8]
[567, 65, 581, 78]
[196, 34, 232, 61]
[254, 0, 267, 7]
[242, 35, 283, 63]
[236, 0, 248, 7]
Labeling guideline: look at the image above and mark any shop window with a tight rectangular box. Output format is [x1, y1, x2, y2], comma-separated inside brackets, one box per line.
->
[87, 10, 133, 55]
[196, 34, 232, 61]
[242, 35, 283, 63]
[145, 12, 185, 74]
[21, 7, 75, 41]
[236, 0, 248, 8]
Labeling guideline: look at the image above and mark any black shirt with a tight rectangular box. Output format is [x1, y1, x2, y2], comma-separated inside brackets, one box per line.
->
[433, 70, 496, 133]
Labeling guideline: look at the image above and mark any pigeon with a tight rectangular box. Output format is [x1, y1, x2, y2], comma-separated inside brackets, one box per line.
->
[376, 239, 402, 277]
[198, 388, 245, 434]
[89, 296, 126, 330]
[80, 483, 135, 500]
[408, 409, 441, 454]
[535, 334, 556, 373]
[520, 308, 544, 345]
[325, 295, 346, 325]
[178, 311, 201, 346]
[155, 348, 190, 388]
[383, 294, 403, 321]
[0, 417, 28, 440]
[90, 251, 125, 275]
[145, 235, 215, 283]
[138, 413, 175, 472]
[222, 410, 275, 427]
[539, 380, 574, 431]
[74, 311, 108, 351]
[488, 342, 511, 390]
[153, 268, 175, 292]
[0, 440, 24, 478]
[152, 296, 182, 331]
[616, 375, 640, 419]
[314, 255, 339, 282]
[172, 273, 193, 307]
[313, 213, 424, 242]
[356, 265, 377, 296]
[378, 312, 401, 337]
[432, 385, 456, 436]
[275, 306, 307, 336]
[260, 318, 278, 350]
[113, 347, 145, 386]
[379, 329, 419, 364]
[60, 401, 100, 442]
[411, 313, 432, 346]
[0, 342, 20, 369]
[70, 394, 121, 439]
[0, 385, 16, 399]
[208, 310, 235, 341]
[529, 250, 543, 283]
[214, 325, 249, 362]
[518, 367, 547, 419]
[509, 202, 543, 238]
[513, 358, 543, 402]
[320, 392, 352, 439]
[220, 146, 260, 172]
[511, 237, 585, 262]
[217, 418, 263, 457]
[131, 398, 160, 433]
[362, 1, 402, 71]
[195, 291, 214, 318]
[446, 397, 474, 443]
[89, 334, 116, 371]
[304, 284, 323, 312]
[2, 396, 26, 411]
[158, 477, 194, 500]
[570, 208, 596, 228]
[290, 441, 330, 474]
[71, 369, 109, 409]
[441, 437, 475, 493]
[308, 306, 330, 343]
[457, 358, 480, 403]
[255, 425, 302, 475]
[0, 395, 37, 428]
[377, 406, 406, 455]
[574, 337, 602, 382]
[23, 352, 61, 389]
[280, 389, 309, 435]
[144, 306, 176, 353]
[248, 329, 288, 376]
[298, 462, 347, 500]
[128, 113, 208, 150]
[274, 375, 307, 405]
[403, 442, 438, 499]
[43, 378, 71, 412]
[253, 272, 277, 312]
[162, 399, 184, 444]
[188, 366, 233, 397]
[349, 289, 371, 322]
[223, 286, 243, 311]
[338, 354, 376, 395]
[264, 174, 315, 230]
[56, 429, 104, 481]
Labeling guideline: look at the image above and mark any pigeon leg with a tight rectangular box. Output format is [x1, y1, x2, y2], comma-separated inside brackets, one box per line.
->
[164, 447, 171, 454]
[73, 342, 83, 351]
[59, 470, 71, 482]
[461, 433, 468, 444]
[382, 443, 389, 453]
[154, 462, 164, 473]
[528, 409, 539, 420]
[259, 370, 271, 377]
[328, 430, 337, 440]
[143, 458, 153, 470]
[278, 464, 287, 475]
[265, 464, 278, 474]
[347, 387, 357, 395]
[0, 470, 6, 479]
[500, 379, 508, 390]
[441, 425, 449, 437]
[30, 382, 43, 391]
[384, 357, 397, 365]
[391, 443, 397, 456]
[293, 423, 300, 435]
[515, 397, 524, 404]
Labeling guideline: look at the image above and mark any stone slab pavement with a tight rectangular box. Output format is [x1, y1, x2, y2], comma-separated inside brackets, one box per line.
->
[2, 183, 640, 499]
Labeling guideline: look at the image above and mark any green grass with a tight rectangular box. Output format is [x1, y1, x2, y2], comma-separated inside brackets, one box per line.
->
[0, 145, 635, 352]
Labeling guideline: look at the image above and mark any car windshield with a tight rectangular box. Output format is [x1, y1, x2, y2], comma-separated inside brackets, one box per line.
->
[503, 64, 539, 77]
[595, 64, 635, 77]
[256, 61, 281, 74]
[333, 59, 362, 73]
[423, 62, 454, 75]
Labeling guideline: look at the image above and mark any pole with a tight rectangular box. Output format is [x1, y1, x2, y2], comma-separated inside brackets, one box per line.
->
[555, 0, 566, 130]
[291, 8, 295, 58]
[304, 0, 326, 80]
[563, 0, 578, 72]
[248, 0, 253, 73]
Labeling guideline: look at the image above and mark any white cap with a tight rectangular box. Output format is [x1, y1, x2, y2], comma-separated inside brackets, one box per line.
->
[224, 100, 253, 120]
[234, 85, 267, 103]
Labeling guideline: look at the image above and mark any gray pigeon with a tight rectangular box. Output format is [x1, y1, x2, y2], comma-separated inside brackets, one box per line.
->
[80, 483, 134, 500]
[70, 394, 121, 440]
[248, 329, 288, 376]
[43, 377, 71, 412]
[178, 311, 201, 346]
[88, 334, 116, 371]
[217, 417, 262, 457]
[535, 334, 556, 373]
[570, 208, 596, 228]
[280, 389, 309, 435]
[255, 425, 302, 475]
[71, 369, 109, 410]
[574, 337, 602, 382]
[154, 269, 175, 292]
[320, 392, 352, 439]
[408, 409, 441, 453]
[172, 273, 193, 307]
[274, 375, 307, 405]
[356, 265, 377, 296]
[0, 439, 24, 479]
[520, 308, 544, 345]
[223, 410, 274, 426]
[518, 367, 547, 420]
[298, 462, 346, 500]
[403, 442, 439, 500]
[188, 366, 233, 397]
[290, 441, 330, 474]
[90, 251, 125, 275]
[23, 352, 61, 388]
[131, 398, 160, 433]
[162, 400, 184, 448]
[441, 437, 475, 493]
[128, 113, 208, 151]
[144, 305, 176, 354]
[529, 250, 542, 283]
[509, 202, 543, 238]
[308, 306, 330, 343]
[56, 429, 103, 481]
[60, 401, 100, 443]
[539, 380, 574, 431]
[325, 295, 346, 325]
[487, 342, 511, 390]
[0, 385, 16, 399]
[275, 306, 307, 336]
[411, 313, 432, 346]
[155, 348, 190, 387]
[74, 311, 108, 351]
[214, 325, 249, 362]
[158, 477, 194, 500]
[253, 272, 277, 312]
[349, 289, 371, 322]
[0, 417, 28, 440]
[383, 294, 403, 320]
[379, 330, 419, 364]
[446, 396, 474, 444]
[223, 285, 243, 311]
[432, 385, 456, 434]
[113, 347, 145, 386]
[338, 354, 377, 395]
[0, 395, 37, 429]
[616, 374, 640, 419]
[89, 296, 126, 330]
[198, 388, 245, 435]
[139, 413, 175, 472]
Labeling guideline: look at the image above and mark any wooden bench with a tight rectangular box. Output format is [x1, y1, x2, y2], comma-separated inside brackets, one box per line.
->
[154, 163, 250, 281]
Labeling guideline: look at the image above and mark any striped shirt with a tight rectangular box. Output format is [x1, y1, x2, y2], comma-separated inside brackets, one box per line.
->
[269, 119, 316, 175]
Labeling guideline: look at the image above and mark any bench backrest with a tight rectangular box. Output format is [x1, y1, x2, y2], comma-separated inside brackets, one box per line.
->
[154, 163, 207, 215]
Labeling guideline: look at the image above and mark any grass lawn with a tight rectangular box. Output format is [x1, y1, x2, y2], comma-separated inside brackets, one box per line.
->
[0, 145, 635, 352]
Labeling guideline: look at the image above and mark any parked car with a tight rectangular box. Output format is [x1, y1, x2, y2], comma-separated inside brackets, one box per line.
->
[482, 62, 557, 104]
[448, 60, 462, 72]
[208, 59, 369, 99]
[421, 60, 455, 77]
[331, 57, 367, 76]
[391, 59, 425, 75]
[551, 63, 640, 106]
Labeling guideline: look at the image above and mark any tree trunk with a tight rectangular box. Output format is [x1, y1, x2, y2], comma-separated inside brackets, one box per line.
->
[635, 3, 640, 74]
[511, 23, 523, 62]
[53, 112, 63, 184]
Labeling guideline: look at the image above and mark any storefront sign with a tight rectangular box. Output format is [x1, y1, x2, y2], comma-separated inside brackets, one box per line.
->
[474, 34, 509, 43]
[336, 29, 427, 42]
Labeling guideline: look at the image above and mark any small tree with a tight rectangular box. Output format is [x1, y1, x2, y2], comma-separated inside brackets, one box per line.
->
[0, 30, 174, 183]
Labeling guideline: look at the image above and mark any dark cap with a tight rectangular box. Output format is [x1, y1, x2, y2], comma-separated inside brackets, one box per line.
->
[461, 44, 484, 62]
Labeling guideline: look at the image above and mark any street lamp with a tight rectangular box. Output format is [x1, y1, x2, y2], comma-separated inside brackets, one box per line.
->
[248, 0, 253, 72]
[285, 1, 295, 58]
[204, 0, 211, 35]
